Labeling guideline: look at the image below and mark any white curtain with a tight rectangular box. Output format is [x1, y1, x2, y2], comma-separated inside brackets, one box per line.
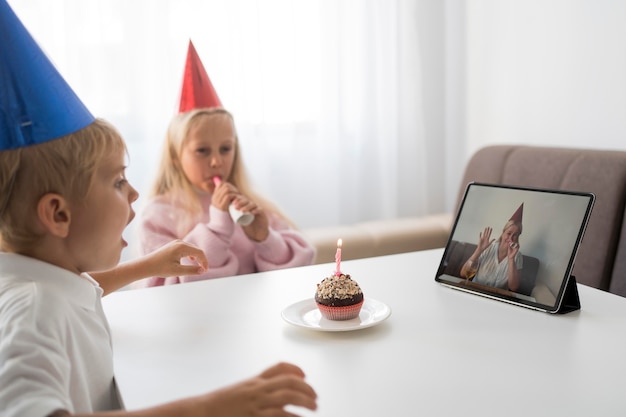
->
[11, 0, 448, 252]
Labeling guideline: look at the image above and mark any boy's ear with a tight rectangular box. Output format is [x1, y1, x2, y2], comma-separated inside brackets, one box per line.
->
[36, 193, 71, 238]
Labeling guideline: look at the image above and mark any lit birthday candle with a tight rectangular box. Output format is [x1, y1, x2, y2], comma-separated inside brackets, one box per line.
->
[335, 238, 342, 276]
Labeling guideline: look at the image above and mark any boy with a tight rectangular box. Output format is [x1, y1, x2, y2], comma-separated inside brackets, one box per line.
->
[0, 119, 317, 417]
[0, 1, 317, 416]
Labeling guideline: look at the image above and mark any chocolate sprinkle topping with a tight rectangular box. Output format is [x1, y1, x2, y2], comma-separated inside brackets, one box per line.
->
[315, 273, 364, 306]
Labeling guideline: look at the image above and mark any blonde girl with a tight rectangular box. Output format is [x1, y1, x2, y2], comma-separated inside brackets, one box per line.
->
[136, 108, 315, 286]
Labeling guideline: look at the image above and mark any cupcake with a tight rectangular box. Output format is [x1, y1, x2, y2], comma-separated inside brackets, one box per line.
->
[315, 273, 364, 320]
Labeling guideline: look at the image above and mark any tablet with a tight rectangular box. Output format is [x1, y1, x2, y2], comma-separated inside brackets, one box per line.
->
[435, 182, 595, 313]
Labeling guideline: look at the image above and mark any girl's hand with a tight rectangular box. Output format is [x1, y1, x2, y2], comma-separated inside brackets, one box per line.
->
[212, 180, 239, 211]
[477, 227, 495, 253]
[233, 196, 270, 241]
[507, 241, 520, 260]
[212, 179, 269, 241]
[199, 362, 318, 417]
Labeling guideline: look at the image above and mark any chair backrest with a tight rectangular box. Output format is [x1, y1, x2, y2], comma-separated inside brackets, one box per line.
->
[455, 145, 626, 296]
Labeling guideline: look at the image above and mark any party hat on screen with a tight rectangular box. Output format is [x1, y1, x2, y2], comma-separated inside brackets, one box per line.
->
[509, 203, 524, 224]
[0, 0, 94, 151]
[178, 40, 222, 113]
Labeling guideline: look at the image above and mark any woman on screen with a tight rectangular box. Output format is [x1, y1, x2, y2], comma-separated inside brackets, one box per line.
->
[460, 203, 524, 292]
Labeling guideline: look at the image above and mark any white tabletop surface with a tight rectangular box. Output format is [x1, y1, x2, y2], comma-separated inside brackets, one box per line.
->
[103, 249, 626, 416]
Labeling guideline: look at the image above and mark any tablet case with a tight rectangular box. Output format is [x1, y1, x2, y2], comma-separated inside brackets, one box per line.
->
[554, 275, 581, 314]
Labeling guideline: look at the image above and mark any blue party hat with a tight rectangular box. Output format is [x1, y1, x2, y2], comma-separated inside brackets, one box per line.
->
[0, 0, 94, 151]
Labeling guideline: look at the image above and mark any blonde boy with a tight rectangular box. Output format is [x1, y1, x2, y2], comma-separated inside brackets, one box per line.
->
[0, 120, 317, 417]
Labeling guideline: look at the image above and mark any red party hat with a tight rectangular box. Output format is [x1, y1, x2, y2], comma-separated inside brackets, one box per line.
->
[509, 203, 524, 224]
[178, 40, 222, 113]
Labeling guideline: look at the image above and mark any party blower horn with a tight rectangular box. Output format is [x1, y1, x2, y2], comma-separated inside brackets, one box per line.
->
[212, 177, 255, 226]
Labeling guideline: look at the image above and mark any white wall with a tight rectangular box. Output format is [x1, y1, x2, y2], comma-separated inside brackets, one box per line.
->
[464, 0, 626, 157]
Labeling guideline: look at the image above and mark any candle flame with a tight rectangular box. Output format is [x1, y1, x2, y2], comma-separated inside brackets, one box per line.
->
[337, 238, 342, 248]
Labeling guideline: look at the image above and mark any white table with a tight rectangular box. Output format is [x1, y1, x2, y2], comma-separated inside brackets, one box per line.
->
[103, 249, 626, 416]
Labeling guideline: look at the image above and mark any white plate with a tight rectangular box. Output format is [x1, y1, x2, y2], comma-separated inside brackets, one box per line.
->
[281, 298, 391, 332]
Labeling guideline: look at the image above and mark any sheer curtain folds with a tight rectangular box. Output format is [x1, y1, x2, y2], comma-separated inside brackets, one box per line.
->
[10, 0, 443, 243]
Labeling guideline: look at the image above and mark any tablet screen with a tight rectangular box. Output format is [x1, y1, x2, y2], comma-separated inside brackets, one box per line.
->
[435, 182, 595, 313]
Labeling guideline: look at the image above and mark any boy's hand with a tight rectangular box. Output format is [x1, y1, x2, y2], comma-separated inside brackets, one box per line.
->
[200, 362, 318, 416]
[91, 240, 208, 295]
[149, 239, 208, 276]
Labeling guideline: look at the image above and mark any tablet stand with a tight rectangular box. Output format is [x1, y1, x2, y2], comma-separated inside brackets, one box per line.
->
[554, 275, 581, 314]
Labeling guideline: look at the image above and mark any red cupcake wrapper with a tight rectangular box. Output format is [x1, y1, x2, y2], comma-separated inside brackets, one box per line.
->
[316, 300, 364, 321]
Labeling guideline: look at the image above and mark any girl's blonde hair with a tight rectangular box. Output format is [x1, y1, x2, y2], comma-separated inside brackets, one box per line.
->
[151, 108, 294, 235]
[498, 220, 523, 242]
[0, 119, 127, 252]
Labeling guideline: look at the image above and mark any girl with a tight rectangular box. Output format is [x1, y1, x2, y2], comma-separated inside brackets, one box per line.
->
[460, 204, 524, 292]
[136, 108, 315, 286]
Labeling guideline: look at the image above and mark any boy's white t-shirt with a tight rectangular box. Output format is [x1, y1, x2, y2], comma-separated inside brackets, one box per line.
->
[0, 253, 122, 417]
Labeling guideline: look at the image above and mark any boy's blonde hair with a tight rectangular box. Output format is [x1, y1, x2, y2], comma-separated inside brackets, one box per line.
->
[0, 119, 126, 252]
[151, 108, 293, 235]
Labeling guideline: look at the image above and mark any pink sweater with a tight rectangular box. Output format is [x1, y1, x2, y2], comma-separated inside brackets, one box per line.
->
[135, 192, 316, 287]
